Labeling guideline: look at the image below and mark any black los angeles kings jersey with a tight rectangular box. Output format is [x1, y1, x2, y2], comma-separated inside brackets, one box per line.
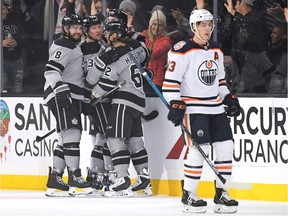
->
[93, 39, 150, 113]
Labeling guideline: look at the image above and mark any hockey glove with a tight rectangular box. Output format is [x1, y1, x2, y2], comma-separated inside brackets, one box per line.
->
[223, 93, 241, 117]
[95, 47, 120, 70]
[168, 100, 187, 127]
[53, 82, 72, 109]
[127, 31, 146, 42]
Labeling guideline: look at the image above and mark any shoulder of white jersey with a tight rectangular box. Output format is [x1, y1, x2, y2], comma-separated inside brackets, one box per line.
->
[171, 39, 197, 53]
[80, 41, 102, 55]
[54, 36, 77, 49]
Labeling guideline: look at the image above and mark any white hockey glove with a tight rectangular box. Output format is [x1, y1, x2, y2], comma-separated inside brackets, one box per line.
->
[53, 82, 72, 109]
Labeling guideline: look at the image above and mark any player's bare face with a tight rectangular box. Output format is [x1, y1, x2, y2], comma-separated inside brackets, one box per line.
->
[151, 20, 164, 36]
[89, 24, 102, 41]
[69, 25, 83, 42]
[195, 21, 213, 43]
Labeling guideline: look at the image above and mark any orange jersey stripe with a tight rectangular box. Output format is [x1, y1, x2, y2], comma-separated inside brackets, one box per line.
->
[184, 169, 202, 175]
[162, 83, 179, 88]
[182, 98, 222, 103]
[215, 165, 232, 170]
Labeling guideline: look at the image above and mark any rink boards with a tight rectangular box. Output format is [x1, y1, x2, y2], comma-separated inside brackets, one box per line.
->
[0, 97, 287, 202]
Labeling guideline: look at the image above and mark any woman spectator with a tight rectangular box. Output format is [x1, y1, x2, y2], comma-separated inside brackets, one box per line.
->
[142, 9, 173, 94]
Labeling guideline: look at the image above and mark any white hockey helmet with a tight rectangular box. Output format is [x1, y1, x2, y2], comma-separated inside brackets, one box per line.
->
[189, 9, 214, 43]
[189, 9, 214, 24]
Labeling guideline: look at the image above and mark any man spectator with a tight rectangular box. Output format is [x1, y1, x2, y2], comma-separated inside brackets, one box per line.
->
[225, 0, 274, 93]
[2, 2, 25, 93]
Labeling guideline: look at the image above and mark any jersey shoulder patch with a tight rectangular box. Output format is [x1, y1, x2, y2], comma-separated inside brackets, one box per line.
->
[173, 41, 186, 51]
[171, 39, 196, 53]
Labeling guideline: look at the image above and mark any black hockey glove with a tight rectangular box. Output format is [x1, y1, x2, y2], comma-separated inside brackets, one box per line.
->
[127, 31, 146, 42]
[95, 47, 120, 70]
[223, 93, 241, 117]
[168, 100, 187, 127]
[53, 82, 72, 109]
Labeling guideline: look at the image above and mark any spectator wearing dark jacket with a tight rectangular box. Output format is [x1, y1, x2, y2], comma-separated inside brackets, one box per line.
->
[2, 3, 25, 93]
[267, 22, 287, 93]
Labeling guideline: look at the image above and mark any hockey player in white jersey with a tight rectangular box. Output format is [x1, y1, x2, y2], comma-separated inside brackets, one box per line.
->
[92, 19, 152, 197]
[44, 14, 92, 196]
[162, 9, 240, 213]
[81, 15, 116, 193]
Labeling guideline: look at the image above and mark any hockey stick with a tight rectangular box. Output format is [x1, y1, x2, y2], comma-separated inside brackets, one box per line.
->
[36, 128, 56, 142]
[142, 110, 159, 121]
[36, 82, 126, 142]
[128, 51, 226, 185]
[92, 81, 126, 105]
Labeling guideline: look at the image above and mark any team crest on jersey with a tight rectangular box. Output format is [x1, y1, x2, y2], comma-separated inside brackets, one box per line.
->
[173, 41, 186, 50]
[197, 60, 218, 86]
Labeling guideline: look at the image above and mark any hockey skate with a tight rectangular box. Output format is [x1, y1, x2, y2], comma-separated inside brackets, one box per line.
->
[45, 167, 70, 197]
[131, 175, 152, 196]
[102, 171, 117, 191]
[104, 176, 133, 197]
[68, 169, 93, 196]
[86, 168, 104, 196]
[214, 188, 238, 213]
[181, 180, 207, 213]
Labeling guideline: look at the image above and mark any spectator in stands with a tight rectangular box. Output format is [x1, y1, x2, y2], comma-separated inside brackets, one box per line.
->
[266, 2, 288, 25]
[225, 0, 274, 93]
[170, 0, 206, 38]
[83, 0, 105, 22]
[142, 9, 173, 94]
[267, 22, 287, 93]
[2, 2, 25, 93]
[119, 0, 136, 32]
[54, 0, 83, 39]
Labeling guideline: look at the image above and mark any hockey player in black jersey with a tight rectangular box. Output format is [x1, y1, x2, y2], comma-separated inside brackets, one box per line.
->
[92, 19, 152, 197]
[44, 14, 92, 196]
[163, 9, 240, 213]
[81, 15, 116, 194]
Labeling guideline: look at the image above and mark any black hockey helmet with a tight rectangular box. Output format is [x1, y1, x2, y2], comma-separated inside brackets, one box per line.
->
[107, 9, 128, 26]
[62, 14, 83, 27]
[104, 20, 128, 39]
[83, 15, 101, 32]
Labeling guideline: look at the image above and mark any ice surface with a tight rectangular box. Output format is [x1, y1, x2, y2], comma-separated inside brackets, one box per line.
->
[0, 190, 287, 216]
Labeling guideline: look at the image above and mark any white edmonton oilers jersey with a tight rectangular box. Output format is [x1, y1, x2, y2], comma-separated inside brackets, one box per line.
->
[162, 39, 230, 115]
[43, 37, 84, 104]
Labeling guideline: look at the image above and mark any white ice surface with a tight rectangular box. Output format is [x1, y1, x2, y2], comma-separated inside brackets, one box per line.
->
[0, 190, 287, 216]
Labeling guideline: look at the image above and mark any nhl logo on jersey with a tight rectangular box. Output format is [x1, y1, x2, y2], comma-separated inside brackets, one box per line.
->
[198, 60, 218, 86]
